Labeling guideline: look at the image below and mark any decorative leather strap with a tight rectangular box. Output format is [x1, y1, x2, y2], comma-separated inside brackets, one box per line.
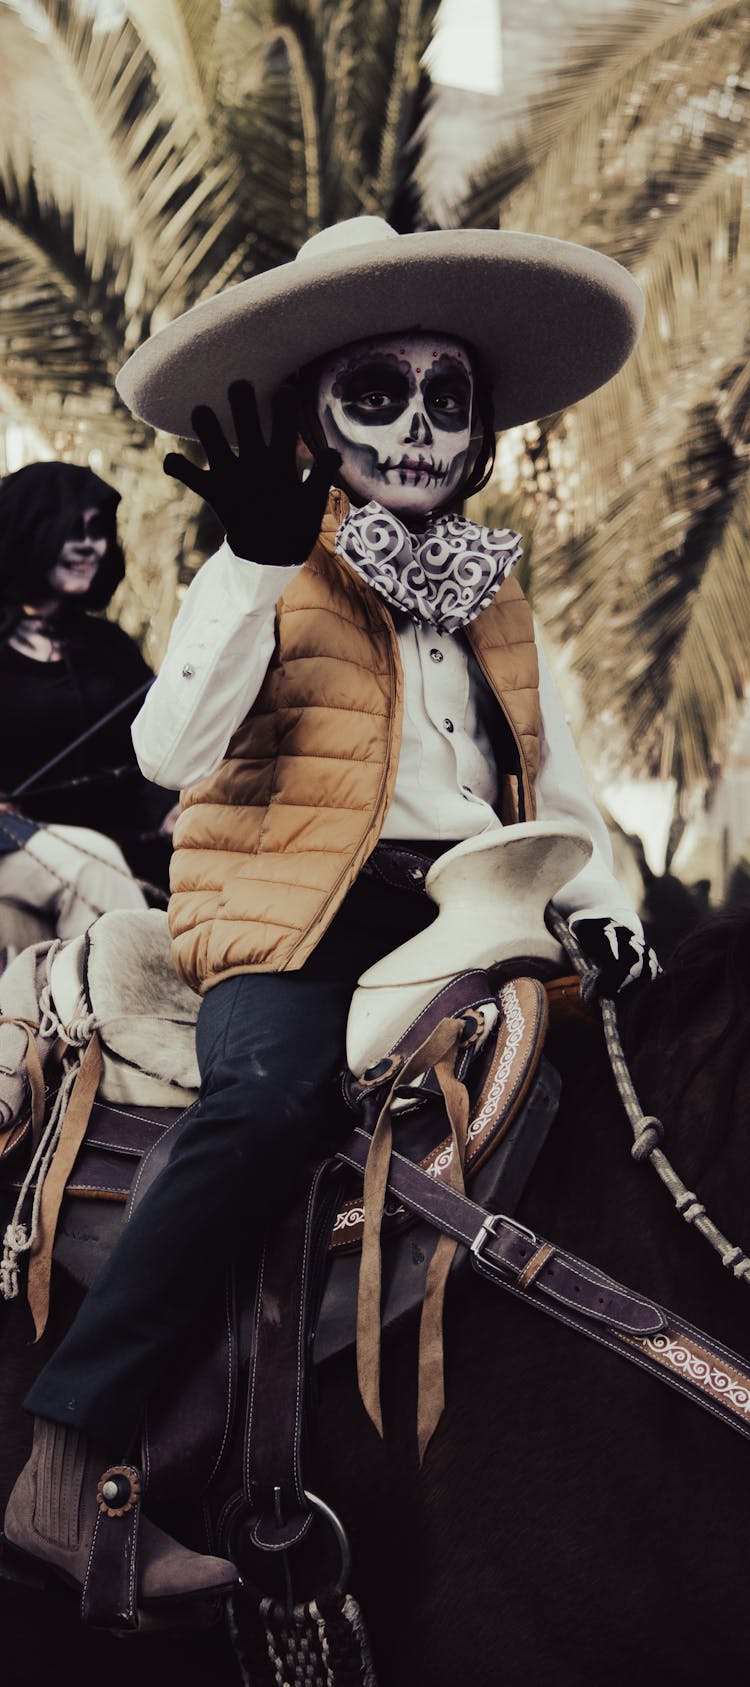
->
[337, 1128, 750, 1445]
[81, 1464, 142, 1630]
[341, 1127, 662, 1334]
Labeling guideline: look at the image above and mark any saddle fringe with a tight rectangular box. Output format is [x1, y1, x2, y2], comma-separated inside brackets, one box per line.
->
[356, 1015, 471, 1461]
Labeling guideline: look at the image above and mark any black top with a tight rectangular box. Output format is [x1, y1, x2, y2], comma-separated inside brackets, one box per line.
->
[0, 616, 171, 846]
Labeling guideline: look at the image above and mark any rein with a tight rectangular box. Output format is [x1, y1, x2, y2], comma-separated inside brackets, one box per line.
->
[546, 906, 750, 1286]
[10, 680, 152, 800]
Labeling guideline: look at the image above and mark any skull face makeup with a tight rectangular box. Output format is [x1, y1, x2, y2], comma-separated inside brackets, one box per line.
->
[316, 332, 475, 518]
[46, 506, 109, 599]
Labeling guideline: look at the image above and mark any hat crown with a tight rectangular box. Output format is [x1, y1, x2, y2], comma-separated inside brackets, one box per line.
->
[295, 217, 399, 265]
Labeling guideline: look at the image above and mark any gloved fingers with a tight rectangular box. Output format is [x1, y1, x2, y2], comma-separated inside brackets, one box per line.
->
[570, 916, 659, 997]
[190, 403, 237, 470]
[163, 452, 209, 499]
[269, 381, 301, 469]
[228, 380, 265, 460]
[304, 448, 342, 513]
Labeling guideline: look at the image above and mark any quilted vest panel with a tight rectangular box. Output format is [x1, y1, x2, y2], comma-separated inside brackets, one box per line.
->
[169, 508, 539, 993]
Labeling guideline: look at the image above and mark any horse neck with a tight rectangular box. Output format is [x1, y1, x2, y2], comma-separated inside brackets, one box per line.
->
[518, 959, 750, 1343]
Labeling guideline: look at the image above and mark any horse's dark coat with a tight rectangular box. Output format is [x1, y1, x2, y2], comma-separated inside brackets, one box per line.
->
[3, 914, 750, 1686]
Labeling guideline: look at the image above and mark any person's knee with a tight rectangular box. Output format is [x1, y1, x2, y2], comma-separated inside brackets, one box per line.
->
[56, 826, 130, 876]
[203, 1061, 326, 1128]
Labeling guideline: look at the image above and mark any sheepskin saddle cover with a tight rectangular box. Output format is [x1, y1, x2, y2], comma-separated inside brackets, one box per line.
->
[50, 909, 200, 1104]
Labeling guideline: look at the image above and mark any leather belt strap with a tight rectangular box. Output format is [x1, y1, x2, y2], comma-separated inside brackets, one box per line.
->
[342, 1126, 662, 1334]
[359, 840, 445, 894]
[337, 1127, 750, 1446]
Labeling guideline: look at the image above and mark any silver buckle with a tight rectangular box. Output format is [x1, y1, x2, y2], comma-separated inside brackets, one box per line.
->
[469, 1212, 538, 1272]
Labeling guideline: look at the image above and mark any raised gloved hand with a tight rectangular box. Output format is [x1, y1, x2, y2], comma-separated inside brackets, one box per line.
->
[163, 379, 341, 567]
[571, 916, 660, 998]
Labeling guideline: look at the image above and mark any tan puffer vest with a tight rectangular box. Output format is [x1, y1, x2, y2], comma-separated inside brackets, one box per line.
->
[170, 495, 540, 993]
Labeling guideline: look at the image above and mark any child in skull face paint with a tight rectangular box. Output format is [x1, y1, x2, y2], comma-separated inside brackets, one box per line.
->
[6, 216, 655, 1615]
[314, 332, 477, 513]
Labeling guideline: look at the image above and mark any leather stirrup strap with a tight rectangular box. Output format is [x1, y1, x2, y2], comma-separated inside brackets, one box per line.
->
[27, 1032, 103, 1339]
[81, 1463, 142, 1630]
[244, 1161, 334, 1551]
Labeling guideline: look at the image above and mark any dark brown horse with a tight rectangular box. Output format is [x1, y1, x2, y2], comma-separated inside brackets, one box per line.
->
[3, 913, 750, 1686]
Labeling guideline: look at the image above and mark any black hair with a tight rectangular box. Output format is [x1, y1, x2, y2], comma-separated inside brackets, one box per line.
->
[295, 330, 497, 510]
[0, 461, 125, 637]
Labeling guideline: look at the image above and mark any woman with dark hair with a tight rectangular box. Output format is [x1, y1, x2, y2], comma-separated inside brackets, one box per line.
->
[0, 461, 174, 940]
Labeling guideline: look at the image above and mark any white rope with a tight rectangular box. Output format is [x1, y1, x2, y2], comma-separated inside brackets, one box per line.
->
[547, 904, 750, 1287]
[0, 944, 99, 1303]
[1, 1057, 80, 1300]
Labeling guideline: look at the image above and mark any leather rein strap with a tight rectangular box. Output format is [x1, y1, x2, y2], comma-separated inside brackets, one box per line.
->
[338, 1127, 750, 1447]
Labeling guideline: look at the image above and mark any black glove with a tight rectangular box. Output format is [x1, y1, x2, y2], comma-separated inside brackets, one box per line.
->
[163, 379, 341, 567]
[571, 916, 660, 997]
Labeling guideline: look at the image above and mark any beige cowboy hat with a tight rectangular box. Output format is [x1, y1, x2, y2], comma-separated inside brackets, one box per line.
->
[116, 216, 644, 443]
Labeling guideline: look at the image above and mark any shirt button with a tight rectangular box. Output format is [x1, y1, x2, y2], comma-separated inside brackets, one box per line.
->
[463, 785, 473, 794]
[443, 718, 454, 733]
[430, 648, 444, 663]
[181, 664, 195, 679]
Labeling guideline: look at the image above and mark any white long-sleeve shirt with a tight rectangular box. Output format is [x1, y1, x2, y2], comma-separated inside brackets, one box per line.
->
[133, 542, 642, 934]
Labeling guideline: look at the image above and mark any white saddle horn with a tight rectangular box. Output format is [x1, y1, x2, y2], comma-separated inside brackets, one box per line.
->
[346, 821, 592, 1077]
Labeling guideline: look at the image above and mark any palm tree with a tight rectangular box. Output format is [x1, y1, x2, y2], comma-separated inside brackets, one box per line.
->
[462, 0, 750, 801]
[0, 0, 439, 653]
[3, 0, 750, 812]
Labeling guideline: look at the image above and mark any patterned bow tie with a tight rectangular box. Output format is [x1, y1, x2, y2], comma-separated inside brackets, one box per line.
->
[334, 502, 522, 633]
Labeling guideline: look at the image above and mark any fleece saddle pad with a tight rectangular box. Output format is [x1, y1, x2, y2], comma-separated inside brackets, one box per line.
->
[49, 908, 200, 1104]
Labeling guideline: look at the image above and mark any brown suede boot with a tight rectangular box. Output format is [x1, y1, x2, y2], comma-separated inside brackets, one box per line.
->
[3, 1418, 239, 1615]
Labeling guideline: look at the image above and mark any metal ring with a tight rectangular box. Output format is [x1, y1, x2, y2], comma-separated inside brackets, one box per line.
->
[303, 1490, 351, 1594]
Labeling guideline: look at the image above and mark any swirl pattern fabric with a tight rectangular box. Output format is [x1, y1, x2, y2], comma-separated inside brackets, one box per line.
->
[335, 501, 522, 633]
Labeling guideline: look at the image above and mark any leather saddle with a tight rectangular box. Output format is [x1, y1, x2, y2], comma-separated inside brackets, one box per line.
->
[0, 965, 564, 1367]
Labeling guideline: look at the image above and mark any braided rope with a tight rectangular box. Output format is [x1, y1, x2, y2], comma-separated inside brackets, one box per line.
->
[0, 817, 168, 918]
[0, 965, 100, 1302]
[547, 906, 750, 1285]
[33, 825, 168, 910]
[228, 1588, 378, 1687]
[1, 1059, 79, 1299]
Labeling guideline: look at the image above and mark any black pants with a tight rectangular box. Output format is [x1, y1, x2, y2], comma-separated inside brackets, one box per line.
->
[25, 859, 439, 1451]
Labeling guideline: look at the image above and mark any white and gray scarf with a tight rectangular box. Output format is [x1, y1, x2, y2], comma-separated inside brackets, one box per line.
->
[335, 501, 522, 634]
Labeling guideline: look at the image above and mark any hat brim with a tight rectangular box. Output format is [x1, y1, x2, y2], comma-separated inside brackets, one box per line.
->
[116, 229, 644, 441]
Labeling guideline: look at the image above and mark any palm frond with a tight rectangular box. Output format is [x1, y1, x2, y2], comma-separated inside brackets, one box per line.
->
[369, 0, 441, 216]
[124, 0, 222, 130]
[528, 399, 750, 787]
[4, 0, 241, 328]
[456, 0, 750, 796]
[458, 0, 750, 235]
[657, 465, 750, 787]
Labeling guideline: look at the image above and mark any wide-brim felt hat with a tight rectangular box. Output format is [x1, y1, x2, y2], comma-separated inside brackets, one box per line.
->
[116, 216, 645, 442]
